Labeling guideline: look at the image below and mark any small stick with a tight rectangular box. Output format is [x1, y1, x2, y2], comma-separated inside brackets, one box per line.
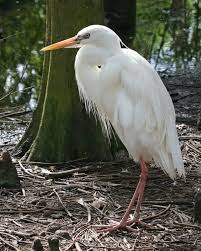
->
[65, 225, 91, 251]
[0, 110, 31, 119]
[77, 198, 91, 223]
[185, 142, 201, 155]
[0, 206, 47, 214]
[0, 235, 22, 251]
[174, 221, 201, 230]
[75, 242, 82, 251]
[143, 200, 192, 206]
[9, 230, 32, 238]
[88, 229, 105, 247]
[0, 86, 32, 102]
[9, 219, 23, 228]
[53, 189, 73, 219]
[142, 204, 171, 221]
[18, 160, 45, 180]
[45, 160, 131, 179]
[22, 188, 26, 197]
[0, 231, 18, 240]
[16, 157, 87, 166]
[45, 165, 96, 179]
[179, 135, 201, 140]
[132, 232, 140, 250]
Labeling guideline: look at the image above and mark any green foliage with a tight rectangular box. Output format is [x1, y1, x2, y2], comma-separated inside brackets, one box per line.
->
[135, 0, 201, 72]
[0, 0, 45, 107]
[1, 0, 201, 110]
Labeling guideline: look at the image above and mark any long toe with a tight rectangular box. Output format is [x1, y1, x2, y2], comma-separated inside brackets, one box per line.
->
[93, 218, 139, 233]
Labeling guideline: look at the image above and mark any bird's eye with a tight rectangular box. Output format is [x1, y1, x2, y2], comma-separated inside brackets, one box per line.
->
[83, 33, 90, 39]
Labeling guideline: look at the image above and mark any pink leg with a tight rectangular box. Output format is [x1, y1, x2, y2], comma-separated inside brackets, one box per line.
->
[131, 158, 148, 223]
[94, 158, 149, 232]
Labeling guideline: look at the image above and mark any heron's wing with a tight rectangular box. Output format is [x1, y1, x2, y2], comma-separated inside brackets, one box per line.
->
[102, 49, 185, 179]
[121, 49, 174, 142]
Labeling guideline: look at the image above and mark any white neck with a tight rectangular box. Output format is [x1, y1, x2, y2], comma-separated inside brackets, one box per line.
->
[74, 44, 121, 105]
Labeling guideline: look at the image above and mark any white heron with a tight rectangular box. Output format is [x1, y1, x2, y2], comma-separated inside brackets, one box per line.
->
[41, 25, 185, 232]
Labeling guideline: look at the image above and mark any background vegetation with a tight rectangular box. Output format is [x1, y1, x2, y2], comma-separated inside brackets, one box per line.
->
[0, 0, 201, 108]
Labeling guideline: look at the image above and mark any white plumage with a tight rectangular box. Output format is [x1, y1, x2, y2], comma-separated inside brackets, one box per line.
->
[41, 24, 185, 232]
[74, 25, 185, 180]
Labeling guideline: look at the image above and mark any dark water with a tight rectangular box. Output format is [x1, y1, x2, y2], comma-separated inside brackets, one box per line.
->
[0, 0, 201, 108]
[137, 0, 201, 72]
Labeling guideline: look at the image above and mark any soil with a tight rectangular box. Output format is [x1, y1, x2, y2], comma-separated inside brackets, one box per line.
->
[0, 69, 201, 251]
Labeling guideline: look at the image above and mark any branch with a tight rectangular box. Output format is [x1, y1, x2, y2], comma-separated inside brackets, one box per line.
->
[53, 189, 73, 219]
[0, 110, 32, 120]
[0, 235, 22, 251]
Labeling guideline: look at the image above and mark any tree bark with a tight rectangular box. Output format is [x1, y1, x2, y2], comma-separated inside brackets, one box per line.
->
[14, 1, 51, 157]
[16, 0, 112, 162]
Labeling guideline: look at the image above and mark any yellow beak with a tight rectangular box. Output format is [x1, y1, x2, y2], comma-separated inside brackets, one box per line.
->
[41, 36, 77, 51]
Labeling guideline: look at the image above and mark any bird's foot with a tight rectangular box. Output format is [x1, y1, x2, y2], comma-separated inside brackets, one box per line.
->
[93, 158, 149, 234]
[93, 218, 142, 233]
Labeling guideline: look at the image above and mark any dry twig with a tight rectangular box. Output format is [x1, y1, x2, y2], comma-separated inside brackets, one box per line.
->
[75, 241, 82, 251]
[0, 235, 22, 251]
[53, 189, 73, 219]
[185, 142, 201, 155]
[46, 165, 100, 179]
[174, 221, 201, 230]
[0, 110, 31, 119]
[77, 198, 91, 223]
[142, 204, 171, 221]
[18, 160, 45, 180]
[0, 206, 47, 214]
[179, 135, 201, 140]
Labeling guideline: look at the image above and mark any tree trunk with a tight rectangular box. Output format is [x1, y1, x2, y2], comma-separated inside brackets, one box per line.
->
[14, 2, 51, 157]
[16, 0, 112, 162]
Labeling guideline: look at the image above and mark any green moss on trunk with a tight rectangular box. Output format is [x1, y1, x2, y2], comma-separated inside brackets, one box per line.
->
[14, 2, 51, 157]
[27, 0, 112, 162]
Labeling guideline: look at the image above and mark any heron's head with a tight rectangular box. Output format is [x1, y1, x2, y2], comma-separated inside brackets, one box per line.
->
[41, 25, 121, 52]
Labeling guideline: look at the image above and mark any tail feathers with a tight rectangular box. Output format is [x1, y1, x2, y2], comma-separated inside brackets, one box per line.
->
[154, 122, 185, 180]
[154, 150, 177, 180]
[166, 121, 185, 179]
